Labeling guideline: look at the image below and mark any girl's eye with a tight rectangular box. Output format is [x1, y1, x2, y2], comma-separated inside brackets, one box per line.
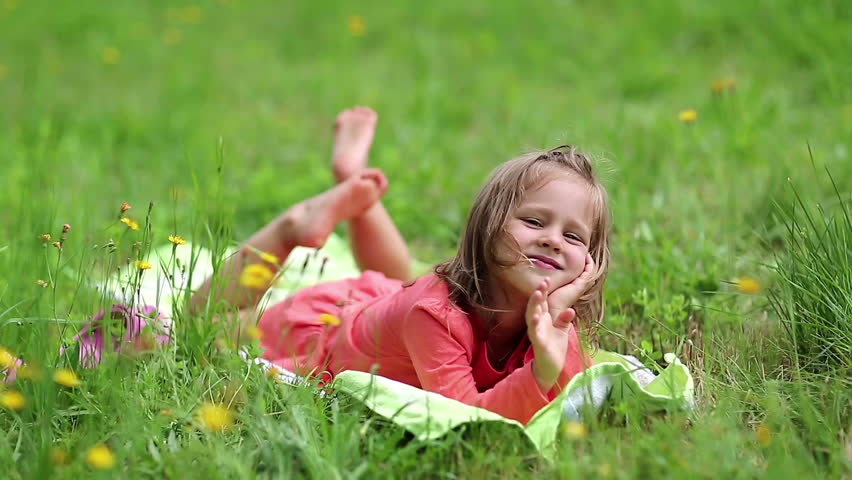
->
[564, 232, 583, 243]
[523, 218, 542, 227]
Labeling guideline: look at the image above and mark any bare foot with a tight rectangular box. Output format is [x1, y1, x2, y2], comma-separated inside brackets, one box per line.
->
[280, 169, 388, 248]
[332, 106, 378, 183]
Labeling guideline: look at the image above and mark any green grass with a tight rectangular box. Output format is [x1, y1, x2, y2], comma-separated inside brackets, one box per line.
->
[1, 0, 851, 477]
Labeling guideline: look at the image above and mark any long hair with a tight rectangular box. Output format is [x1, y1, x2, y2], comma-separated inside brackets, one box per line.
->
[434, 145, 612, 342]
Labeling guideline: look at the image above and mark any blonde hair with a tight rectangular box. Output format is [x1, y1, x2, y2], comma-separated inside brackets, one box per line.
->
[434, 145, 612, 341]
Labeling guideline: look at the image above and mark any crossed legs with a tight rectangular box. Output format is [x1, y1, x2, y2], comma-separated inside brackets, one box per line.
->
[188, 106, 412, 315]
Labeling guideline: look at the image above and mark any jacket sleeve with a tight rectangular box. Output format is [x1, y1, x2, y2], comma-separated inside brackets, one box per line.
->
[401, 302, 551, 424]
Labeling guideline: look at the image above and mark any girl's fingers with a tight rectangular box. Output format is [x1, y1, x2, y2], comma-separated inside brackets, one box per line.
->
[553, 308, 576, 329]
[525, 288, 544, 325]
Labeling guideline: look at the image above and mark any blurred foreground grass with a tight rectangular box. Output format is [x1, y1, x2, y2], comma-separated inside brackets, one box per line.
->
[0, 0, 850, 477]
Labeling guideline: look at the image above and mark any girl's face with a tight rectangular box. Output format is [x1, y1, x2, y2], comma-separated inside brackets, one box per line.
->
[493, 175, 594, 301]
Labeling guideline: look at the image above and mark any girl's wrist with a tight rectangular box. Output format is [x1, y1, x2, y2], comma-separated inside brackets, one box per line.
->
[532, 359, 557, 392]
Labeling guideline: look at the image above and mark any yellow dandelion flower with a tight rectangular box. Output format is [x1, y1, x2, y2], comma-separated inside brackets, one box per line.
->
[258, 251, 279, 264]
[711, 78, 736, 93]
[678, 109, 698, 123]
[245, 325, 263, 341]
[102, 47, 121, 65]
[239, 263, 274, 289]
[317, 313, 342, 327]
[120, 217, 140, 231]
[196, 402, 235, 432]
[135, 260, 152, 270]
[53, 368, 81, 388]
[168, 234, 187, 246]
[86, 444, 116, 469]
[0, 390, 25, 410]
[50, 447, 69, 466]
[735, 277, 761, 294]
[36, 279, 48, 287]
[0, 346, 17, 369]
[347, 15, 366, 36]
[562, 421, 588, 439]
[755, 423, 772, 447]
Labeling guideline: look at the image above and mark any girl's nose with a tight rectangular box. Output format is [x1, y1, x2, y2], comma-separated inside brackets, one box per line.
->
[538, 230, 562, 251]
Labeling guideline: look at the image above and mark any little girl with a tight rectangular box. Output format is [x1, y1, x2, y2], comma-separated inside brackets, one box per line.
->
[190, 107, 611, 424]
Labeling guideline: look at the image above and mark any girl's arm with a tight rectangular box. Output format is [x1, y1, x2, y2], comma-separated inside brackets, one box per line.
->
[403, 306, 586, 424]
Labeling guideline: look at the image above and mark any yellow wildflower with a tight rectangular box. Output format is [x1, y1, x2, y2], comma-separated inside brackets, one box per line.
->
[678, 109, 698, 123]
[196, 402, 235, 432]
[711, 78, 736, 93]
[50, 447, 69, 466]
[53, 368, 81, 388]
[347, 15, 366, 36]
[86, 444, 116, 469]
[0, 390, 25, 410]
[136, 260, 152, 271]
[52, 241, 62, 249]
[755, 423, 772, 447]
[102, 47, 121, 65]
[735, 277, 761, 294]
[267, 367, 281, 380]
[39, 233, 51, 243]
[120, 217, 140, 231]
[239, 263, 273, 289]
[168, 234, 187, 246]
[258, 251, 279, 265]
[317, 313, 341, 327]
[36, 279, 48, 287]
[562, 421, 588, 439]
[245, 325, 263, 341]
[0, 346, 17, 369]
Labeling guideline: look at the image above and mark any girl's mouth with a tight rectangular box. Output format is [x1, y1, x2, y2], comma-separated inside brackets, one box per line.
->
[528, 255, 562, 270]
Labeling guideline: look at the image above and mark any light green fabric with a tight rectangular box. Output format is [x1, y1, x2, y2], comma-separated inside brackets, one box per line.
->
[332, 351, 693, 460]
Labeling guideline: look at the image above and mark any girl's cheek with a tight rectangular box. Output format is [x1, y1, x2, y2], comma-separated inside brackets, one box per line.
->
[567, 251, 587, 278]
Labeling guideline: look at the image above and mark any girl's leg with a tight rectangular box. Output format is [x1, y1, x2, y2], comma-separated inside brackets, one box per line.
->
[332, 106, 413, 282]
[188, 169, 388, 314]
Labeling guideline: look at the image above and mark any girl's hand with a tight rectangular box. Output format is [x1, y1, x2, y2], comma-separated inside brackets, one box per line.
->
[525, 278, 578, 392]
[546, 253, 596, 318]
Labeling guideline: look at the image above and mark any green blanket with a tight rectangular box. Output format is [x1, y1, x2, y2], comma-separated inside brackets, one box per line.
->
[331, 351, 692, 459]
[105, 235, 694, 458]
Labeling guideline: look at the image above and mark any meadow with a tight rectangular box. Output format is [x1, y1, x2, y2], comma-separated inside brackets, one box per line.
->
[1, 0, 850, 477]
